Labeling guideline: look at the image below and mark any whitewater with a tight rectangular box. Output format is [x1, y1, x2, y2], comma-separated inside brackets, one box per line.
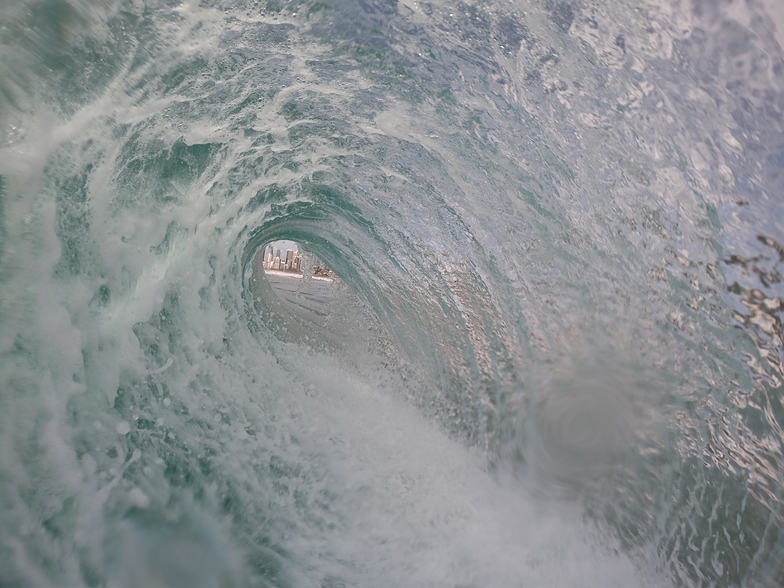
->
[1, 0, 783, 585]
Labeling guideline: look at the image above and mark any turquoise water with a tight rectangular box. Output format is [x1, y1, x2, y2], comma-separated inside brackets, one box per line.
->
[1, 0, 783, 585]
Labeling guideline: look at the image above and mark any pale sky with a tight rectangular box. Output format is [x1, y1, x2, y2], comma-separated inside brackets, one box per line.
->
[267, 240, 298, 253]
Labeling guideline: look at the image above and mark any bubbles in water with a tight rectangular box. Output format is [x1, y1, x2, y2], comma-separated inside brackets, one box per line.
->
[127, 487, 150, 509]
[1, 0, 781, 584]
[105, 509, 242, 588]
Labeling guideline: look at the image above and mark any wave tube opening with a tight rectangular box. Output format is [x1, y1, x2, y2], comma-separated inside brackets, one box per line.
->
[2, 0, 784, 586]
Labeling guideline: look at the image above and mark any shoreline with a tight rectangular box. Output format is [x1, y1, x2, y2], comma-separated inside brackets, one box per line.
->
[264, 269, 334, 283]
[264, 269, 304, 279]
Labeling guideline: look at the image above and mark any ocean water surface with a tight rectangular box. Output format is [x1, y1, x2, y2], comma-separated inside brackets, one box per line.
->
[1, 0, 783, 585]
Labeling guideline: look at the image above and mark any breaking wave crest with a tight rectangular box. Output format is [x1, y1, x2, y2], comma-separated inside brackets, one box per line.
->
[1, 0, 784, 585]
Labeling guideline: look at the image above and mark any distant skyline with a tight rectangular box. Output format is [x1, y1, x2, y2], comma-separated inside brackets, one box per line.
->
[262, 243, 302, 274]
[260, 240, 335, 280]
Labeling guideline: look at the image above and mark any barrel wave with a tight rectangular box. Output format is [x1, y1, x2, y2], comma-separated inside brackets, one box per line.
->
[1, 0, 783, 585]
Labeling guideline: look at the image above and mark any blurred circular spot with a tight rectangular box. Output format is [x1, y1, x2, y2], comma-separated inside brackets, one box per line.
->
[526, 363, 639, 493]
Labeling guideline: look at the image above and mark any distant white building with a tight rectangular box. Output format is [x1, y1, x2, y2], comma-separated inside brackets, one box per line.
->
[262, 241, 304, 274]
[285, 249, 295, 270]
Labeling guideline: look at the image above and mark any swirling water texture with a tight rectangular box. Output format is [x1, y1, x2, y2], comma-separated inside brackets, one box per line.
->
[1, 0, 783, 585]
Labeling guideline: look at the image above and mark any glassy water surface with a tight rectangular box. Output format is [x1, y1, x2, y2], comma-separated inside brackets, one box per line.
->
[1, 0, 783, 585]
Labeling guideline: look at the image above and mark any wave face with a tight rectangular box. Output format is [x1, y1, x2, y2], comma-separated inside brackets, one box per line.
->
[1, 0, 783, 585]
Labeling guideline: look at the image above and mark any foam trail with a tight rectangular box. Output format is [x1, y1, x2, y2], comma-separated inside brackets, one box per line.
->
[1, 0, 783, 585]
